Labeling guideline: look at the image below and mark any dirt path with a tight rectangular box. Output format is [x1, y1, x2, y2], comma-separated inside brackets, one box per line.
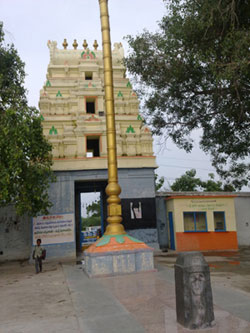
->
[154, 247, 250, 294]
[0, 261, 80, 333]
[1, 248, 250, 332]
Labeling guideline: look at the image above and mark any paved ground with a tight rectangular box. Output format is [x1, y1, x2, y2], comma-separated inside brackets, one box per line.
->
[0, 261, 80, 332]
[154, 247, 250, 293]
[0, 249, 250, 333]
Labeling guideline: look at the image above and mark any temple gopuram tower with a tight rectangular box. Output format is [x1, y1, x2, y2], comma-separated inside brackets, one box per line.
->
[38, 39, 157, 259]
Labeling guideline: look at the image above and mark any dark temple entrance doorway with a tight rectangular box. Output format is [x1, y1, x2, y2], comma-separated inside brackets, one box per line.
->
[75, 180, 108, 255]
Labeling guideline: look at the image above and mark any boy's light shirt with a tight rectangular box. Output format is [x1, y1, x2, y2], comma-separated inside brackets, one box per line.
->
[34, 246, 43, 258]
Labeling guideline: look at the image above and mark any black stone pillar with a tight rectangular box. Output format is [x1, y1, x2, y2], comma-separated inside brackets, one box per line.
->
[175, 252, 215, 330]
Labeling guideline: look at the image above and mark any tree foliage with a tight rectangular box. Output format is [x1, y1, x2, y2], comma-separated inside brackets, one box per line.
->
[86, 200, 101, 218]
[125, 0, 250, 189]
[155, 173, 165, 191]
[171, 169, 235, 192]
[81, 200, 101, 230]
[0, 23, 54, 216]
[81, 216, 101, 230]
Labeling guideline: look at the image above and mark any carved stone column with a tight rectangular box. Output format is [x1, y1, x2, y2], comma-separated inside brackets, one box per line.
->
[175, 252, 215, 330]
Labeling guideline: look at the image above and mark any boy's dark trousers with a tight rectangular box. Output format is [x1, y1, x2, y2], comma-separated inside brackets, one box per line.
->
[35, 257, 42, 273]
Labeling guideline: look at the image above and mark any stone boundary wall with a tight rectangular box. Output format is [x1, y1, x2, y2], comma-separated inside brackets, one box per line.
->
[0, 205, 31, 262]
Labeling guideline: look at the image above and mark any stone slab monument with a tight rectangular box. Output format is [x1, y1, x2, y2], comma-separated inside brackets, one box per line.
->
[175, 252, 215, 330]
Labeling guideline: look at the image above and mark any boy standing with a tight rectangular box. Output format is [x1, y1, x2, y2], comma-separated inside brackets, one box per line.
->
[33, 238, 44, 273]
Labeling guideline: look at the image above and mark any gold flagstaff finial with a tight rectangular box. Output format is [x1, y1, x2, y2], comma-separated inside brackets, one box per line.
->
[99, 0, 125, 235]
[93, 40, 99, 50]
[73, 39, 78, 49]
[83, 39, 88, 49]
[62, 38, 68, 49]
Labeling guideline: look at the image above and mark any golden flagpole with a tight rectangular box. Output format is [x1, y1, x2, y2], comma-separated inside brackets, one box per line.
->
[84, 0, 154, 278]
[99, 0, 126, 236]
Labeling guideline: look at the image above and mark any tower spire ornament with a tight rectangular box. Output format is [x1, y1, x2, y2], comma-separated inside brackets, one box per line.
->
[93, 39, 99, 50]
[72, 39, 78, 49]
[83, 39, 88, 49]
[62, 38, 68, 49]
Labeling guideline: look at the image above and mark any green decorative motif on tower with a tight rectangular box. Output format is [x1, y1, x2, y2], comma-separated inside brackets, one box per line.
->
[126, 125, 135, 134]
[56, 91, 62, 97]
[84, 82, 96, 88]
[126, 81, 132, 88]
[81, 50, 96, 59]
[49, 126, 58, 135]
[40, 114, 44, 121]
[137, 114, 143, 121]
[46, 80, 51, 87]
[117, 91, 123, 97]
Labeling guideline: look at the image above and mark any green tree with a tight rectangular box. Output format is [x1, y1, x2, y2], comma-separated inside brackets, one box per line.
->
[81, 200, 101, 230]
[0, 23, 54, 216]
[155, 173, 164, 191]
[125, 0, 250, 189]
[171, 169, 202, 191]
[86, 199, 101, 217]
[81, 216, 101, 229]
[171, 169, 235, 192]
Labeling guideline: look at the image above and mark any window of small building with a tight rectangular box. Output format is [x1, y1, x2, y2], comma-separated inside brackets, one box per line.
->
[86, 136, 100, 157]
[214, 211, 226, 231]
[184, 212, 207, 232]
[86, 98, 95, 114]
[85, 72, 93, 80]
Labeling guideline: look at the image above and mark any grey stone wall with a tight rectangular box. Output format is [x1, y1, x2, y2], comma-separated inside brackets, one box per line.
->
[0, 205, 31, 262]
[126, 229, 158, 249]
[51, 167, 155, 204]
[235, 196, 250, 246]
[45, 167, 157, 258]
[155, 197, 169, 251]
[0, 168, 157, 261]
[118, 168, 155, 199]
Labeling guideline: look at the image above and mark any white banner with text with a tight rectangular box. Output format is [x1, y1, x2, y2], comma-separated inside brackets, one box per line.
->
[33, 213, 74, 245]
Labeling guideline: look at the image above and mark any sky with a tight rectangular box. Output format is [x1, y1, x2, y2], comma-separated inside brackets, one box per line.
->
[2, 0, 242, 191]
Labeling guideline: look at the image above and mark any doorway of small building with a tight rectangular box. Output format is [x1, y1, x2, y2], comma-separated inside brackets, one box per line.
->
[75, 180, 107, 255]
